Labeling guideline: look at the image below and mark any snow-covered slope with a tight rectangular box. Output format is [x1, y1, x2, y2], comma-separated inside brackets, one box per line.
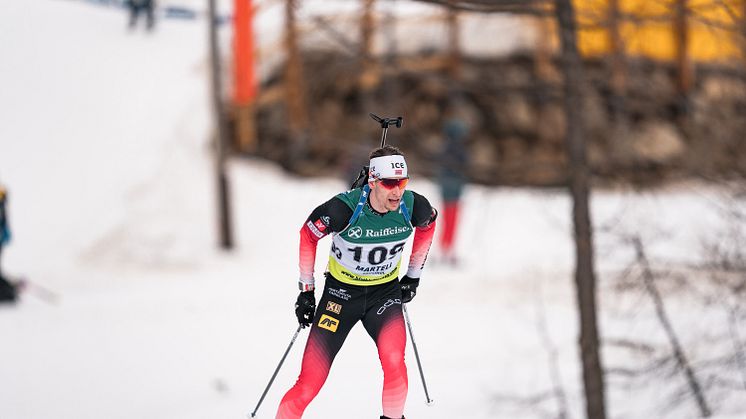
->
[0, 2, 743, 419]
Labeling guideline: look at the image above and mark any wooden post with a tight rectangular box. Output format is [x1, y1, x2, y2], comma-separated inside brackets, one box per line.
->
[208, 0, 234, 250]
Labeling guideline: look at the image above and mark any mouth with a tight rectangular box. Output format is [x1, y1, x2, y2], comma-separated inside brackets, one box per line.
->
[388, 198, 401, 206]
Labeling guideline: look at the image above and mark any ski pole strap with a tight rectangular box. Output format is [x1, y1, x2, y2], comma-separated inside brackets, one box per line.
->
[347, 184, 370, 226]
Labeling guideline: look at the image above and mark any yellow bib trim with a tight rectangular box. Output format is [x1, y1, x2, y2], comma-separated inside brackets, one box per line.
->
[328, 257, 400, 286]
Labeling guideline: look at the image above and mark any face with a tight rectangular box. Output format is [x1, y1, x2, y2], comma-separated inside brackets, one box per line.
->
[369, 177, 409, 212]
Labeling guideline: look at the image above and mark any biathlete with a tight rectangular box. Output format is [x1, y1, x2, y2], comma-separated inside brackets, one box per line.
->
[276, 145, 437, 419]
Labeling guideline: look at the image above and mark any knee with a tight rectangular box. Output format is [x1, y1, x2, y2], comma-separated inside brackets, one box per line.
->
[379, 348, 406, 373]
[295, 382, 320, 404]
[292, 368, 328, 401]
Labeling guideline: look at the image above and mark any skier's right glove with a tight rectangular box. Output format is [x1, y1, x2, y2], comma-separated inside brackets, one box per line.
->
[400, 275, 420, 304]
[295, 290, 316, 328]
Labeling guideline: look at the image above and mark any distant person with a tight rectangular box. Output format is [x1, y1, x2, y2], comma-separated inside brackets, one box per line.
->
[275, 145, 437, 419]
[437, 104, 469, 265]
[0, 182, 17, 303]
[127, 0, 156, 31]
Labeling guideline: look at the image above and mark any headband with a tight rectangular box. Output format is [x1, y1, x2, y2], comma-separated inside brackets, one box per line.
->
[369, 155, 408, 179]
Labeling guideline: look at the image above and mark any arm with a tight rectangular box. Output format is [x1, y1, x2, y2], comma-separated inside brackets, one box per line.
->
[298, 196, 351, 291]
[295, 196, 351, 327]
[405, 192, 438, 279]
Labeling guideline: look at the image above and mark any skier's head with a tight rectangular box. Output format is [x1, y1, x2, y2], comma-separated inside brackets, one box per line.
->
[368, 145, 409, 212]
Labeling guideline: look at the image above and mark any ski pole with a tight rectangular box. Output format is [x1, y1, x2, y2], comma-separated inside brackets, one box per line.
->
[249, 325, 303, 418]
[402, 304, 434, 406]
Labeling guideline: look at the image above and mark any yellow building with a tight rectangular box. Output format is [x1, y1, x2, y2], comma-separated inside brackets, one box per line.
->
[574, 0, 744, 62]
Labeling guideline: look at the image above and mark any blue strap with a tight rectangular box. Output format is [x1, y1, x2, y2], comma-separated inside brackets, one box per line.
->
[400, 200, 412, 224]
[347, 184, 370, 226]
[346, 185, 411, 227]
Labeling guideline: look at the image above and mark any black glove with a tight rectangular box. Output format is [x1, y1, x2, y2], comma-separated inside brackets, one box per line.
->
[295, 291, 316, 328]
[399, 275, 420, 304]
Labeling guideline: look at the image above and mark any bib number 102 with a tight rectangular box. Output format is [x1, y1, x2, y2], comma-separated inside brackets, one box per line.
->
[332, 242, 405, 265]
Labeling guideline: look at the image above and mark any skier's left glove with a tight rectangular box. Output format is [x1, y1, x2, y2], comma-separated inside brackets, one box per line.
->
[399, 275, 420, 303]
[295, 291, 316, 328]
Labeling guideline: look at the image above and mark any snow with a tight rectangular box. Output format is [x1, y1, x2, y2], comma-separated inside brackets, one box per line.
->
[0, 1, 744, 419]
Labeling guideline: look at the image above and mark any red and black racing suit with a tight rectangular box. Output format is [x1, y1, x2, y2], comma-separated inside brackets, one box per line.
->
[276, 189, 436, 419]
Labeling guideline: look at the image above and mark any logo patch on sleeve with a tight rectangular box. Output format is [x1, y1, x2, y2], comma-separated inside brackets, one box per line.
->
[318, 314, 339, 332]
[314, 219, 327, 232]
[325, 301, 342, 314]
[306, 220, 325, 238]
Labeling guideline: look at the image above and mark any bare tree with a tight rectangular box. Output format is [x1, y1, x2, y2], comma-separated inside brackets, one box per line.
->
[633, 237, 712, 417]
[554, 1, 607, 418]
[674, 0, 693, 117]
[359, 0, 377, 90]
[535, 280, 571, 419]
[446, 0, 463, 82]
[606, 0, 627, 123]
[208, 0, 233, 249]
[284, 0, 309, 166]
[602, 193, 746, 417]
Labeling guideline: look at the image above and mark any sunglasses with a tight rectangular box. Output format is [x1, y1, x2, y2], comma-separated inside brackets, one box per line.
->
[376, 177, 409, 189]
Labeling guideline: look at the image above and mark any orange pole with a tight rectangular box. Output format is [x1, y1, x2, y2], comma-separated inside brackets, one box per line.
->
[234, 0, 257, 105]
[233, 0, 257, 151]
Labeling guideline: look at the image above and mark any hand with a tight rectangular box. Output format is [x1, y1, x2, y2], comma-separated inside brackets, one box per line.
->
[295, 291, 316, 328]
[399, 275, 420, 303]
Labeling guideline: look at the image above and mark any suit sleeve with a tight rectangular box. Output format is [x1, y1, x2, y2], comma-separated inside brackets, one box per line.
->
[298, 197, 352, 290]
[406, 192, 437, 278]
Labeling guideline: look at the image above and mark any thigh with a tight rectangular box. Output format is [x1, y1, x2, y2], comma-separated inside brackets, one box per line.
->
[307, 279, 364, 361]
[361, 281, 404, 343]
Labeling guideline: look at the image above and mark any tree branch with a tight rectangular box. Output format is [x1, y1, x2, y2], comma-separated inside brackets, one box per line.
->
[633, 236, 712, 417]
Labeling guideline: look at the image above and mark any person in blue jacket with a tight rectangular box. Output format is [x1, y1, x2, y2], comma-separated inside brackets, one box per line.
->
[0, 183, 17, 303]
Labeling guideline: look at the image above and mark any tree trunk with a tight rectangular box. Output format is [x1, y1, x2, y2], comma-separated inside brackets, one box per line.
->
[208, 0, 233, 250]
[446, 1, 462, 82]
[607, 0, 626, 122]
[534, 2, 557, 84]
[284, 0, 309, 161]
[554, 1, 606, 418]
[674, 0, 692, 116]
[359, 0, 378, 92]
[354, 0, 378, 130]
